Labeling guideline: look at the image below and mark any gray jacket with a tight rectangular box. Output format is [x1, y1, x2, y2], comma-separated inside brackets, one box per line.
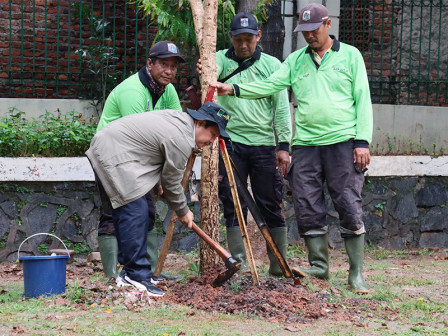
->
[86, 109, 196, 216]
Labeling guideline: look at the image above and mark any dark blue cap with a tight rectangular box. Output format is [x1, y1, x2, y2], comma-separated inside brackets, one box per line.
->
[187, 102, 231, 138]
[230, 12, 259, 36]
[149, 41, 185, 62]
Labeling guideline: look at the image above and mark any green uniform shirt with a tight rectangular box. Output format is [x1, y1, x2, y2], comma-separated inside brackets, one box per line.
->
[234, 40, 373, 146]
[217, 49, 291, 147]
[97, 72, 182, 131]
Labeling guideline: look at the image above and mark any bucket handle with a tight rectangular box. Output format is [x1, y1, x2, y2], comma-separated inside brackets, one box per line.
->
[18, 233, 71, 260]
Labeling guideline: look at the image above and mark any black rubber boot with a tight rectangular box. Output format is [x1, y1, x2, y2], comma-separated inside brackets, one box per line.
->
[98, 234, 118, 278]
[344, 234, 369, 294]
[146, 228, 183, 281]
[292, 235, 329, 280]
[226, 226, 249, 273]
[266, 227, 288, 276]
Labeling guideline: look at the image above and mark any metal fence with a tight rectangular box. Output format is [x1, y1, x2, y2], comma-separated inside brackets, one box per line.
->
[339, 0, 448, 105]
[1, 0, 447, 106]
[0, 0, 194, 103]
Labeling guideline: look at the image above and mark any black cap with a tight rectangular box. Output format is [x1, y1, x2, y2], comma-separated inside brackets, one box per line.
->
[230, 12, 258, 36]
[187, 102, 231, 138]
[149, 41, 185, 62]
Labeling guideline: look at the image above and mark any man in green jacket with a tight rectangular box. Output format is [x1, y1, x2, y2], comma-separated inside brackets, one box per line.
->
[96, 40, 184, 282]
[200, 12, 292, 276]
[217, 4, 373, 293]
[87, 102, 231, 296]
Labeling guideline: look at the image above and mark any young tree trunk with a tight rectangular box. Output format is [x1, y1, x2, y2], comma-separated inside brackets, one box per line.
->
[189, 0, 221, 271]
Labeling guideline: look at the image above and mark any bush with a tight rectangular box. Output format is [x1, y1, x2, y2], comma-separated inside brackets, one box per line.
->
[0, 109, 97, 157]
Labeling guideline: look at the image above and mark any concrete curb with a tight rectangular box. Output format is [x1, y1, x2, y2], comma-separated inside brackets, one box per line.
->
[0, 156, 447, 181]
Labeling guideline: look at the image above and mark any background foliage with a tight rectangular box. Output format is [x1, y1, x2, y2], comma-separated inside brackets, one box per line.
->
[0, 109, 97, 157]
[137, 0, 274, 56]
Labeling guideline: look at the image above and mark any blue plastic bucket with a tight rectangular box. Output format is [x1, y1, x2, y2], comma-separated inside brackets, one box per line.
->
[18, 233, 70, 298]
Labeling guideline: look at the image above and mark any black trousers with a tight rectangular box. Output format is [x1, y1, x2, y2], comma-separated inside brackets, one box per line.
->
[289, 139, 365, 237]
[218, 141, 286, 229]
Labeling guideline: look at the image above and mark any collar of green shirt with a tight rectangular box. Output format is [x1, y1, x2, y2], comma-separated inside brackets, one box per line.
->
[305, 35, 340, 68]
[225, 45, 261, 65]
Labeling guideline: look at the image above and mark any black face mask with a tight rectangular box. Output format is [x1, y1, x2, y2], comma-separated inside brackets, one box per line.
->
[138, 66, 166, 101]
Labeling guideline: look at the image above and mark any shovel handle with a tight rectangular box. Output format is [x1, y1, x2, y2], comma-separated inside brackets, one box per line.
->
[190, 222, 232, 262]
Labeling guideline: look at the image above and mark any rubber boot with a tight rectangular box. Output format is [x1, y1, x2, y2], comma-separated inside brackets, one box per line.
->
[98, 234, 118, 278]
[266, 227, 288, 277]
[292, 235, 329, 280]
[226, 226, 249, 273]
[344, 234, 369, 294]
[146, 228, 183, 281]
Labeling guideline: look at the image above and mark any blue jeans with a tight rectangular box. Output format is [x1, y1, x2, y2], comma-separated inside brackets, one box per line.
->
[112, 196, 153, 282]
[219, 141, 286, 229]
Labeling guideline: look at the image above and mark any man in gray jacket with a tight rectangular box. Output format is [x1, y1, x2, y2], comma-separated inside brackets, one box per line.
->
[86, 102, 230, 296]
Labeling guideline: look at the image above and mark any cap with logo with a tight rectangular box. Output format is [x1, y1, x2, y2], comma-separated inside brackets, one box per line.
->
[294, 3, 329, 32]
[187, 102, 231, 138]
[230, 12, 259, 36]
[149, 40, 185, 62]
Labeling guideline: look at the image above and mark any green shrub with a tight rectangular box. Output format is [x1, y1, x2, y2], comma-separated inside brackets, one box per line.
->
[0, 109, 97, 157]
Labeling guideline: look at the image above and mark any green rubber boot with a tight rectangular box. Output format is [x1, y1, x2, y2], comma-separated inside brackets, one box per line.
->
[226, 226, 249, 272]
[266, 227, 289, 277]
[98, 234, 118, 278]
[344, 234, 369, 294]
[293, 235, 329, 280]
[146, 228, 183, 280]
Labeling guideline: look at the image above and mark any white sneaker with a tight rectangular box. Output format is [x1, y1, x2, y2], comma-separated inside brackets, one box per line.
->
[116, 270, 131, 287]
[124, 275, 165, 297]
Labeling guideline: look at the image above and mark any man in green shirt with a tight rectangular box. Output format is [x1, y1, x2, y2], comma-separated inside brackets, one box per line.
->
[217, 4, 373, 293]
[207, 12, 292, 276]
[96, 41, 184, 283]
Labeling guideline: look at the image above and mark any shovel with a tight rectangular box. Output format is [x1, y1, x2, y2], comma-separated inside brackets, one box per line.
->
[188, 221, 240, 287]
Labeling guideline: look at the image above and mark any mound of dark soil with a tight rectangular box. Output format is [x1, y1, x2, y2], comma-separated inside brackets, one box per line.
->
[163, 267, 380, 324]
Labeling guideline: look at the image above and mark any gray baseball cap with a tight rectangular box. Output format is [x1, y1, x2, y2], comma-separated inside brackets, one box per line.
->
[294, 3, 329, 32]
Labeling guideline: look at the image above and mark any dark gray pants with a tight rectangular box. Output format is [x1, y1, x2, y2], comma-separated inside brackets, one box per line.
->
[289, 139, 365, 237]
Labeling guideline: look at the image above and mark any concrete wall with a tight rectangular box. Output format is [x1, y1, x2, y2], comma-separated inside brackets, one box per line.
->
[372, 104, 448, 154]
[2, 98, 448, 154]
[0, 98, 99, 121]
[1, 159, 448, 261]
